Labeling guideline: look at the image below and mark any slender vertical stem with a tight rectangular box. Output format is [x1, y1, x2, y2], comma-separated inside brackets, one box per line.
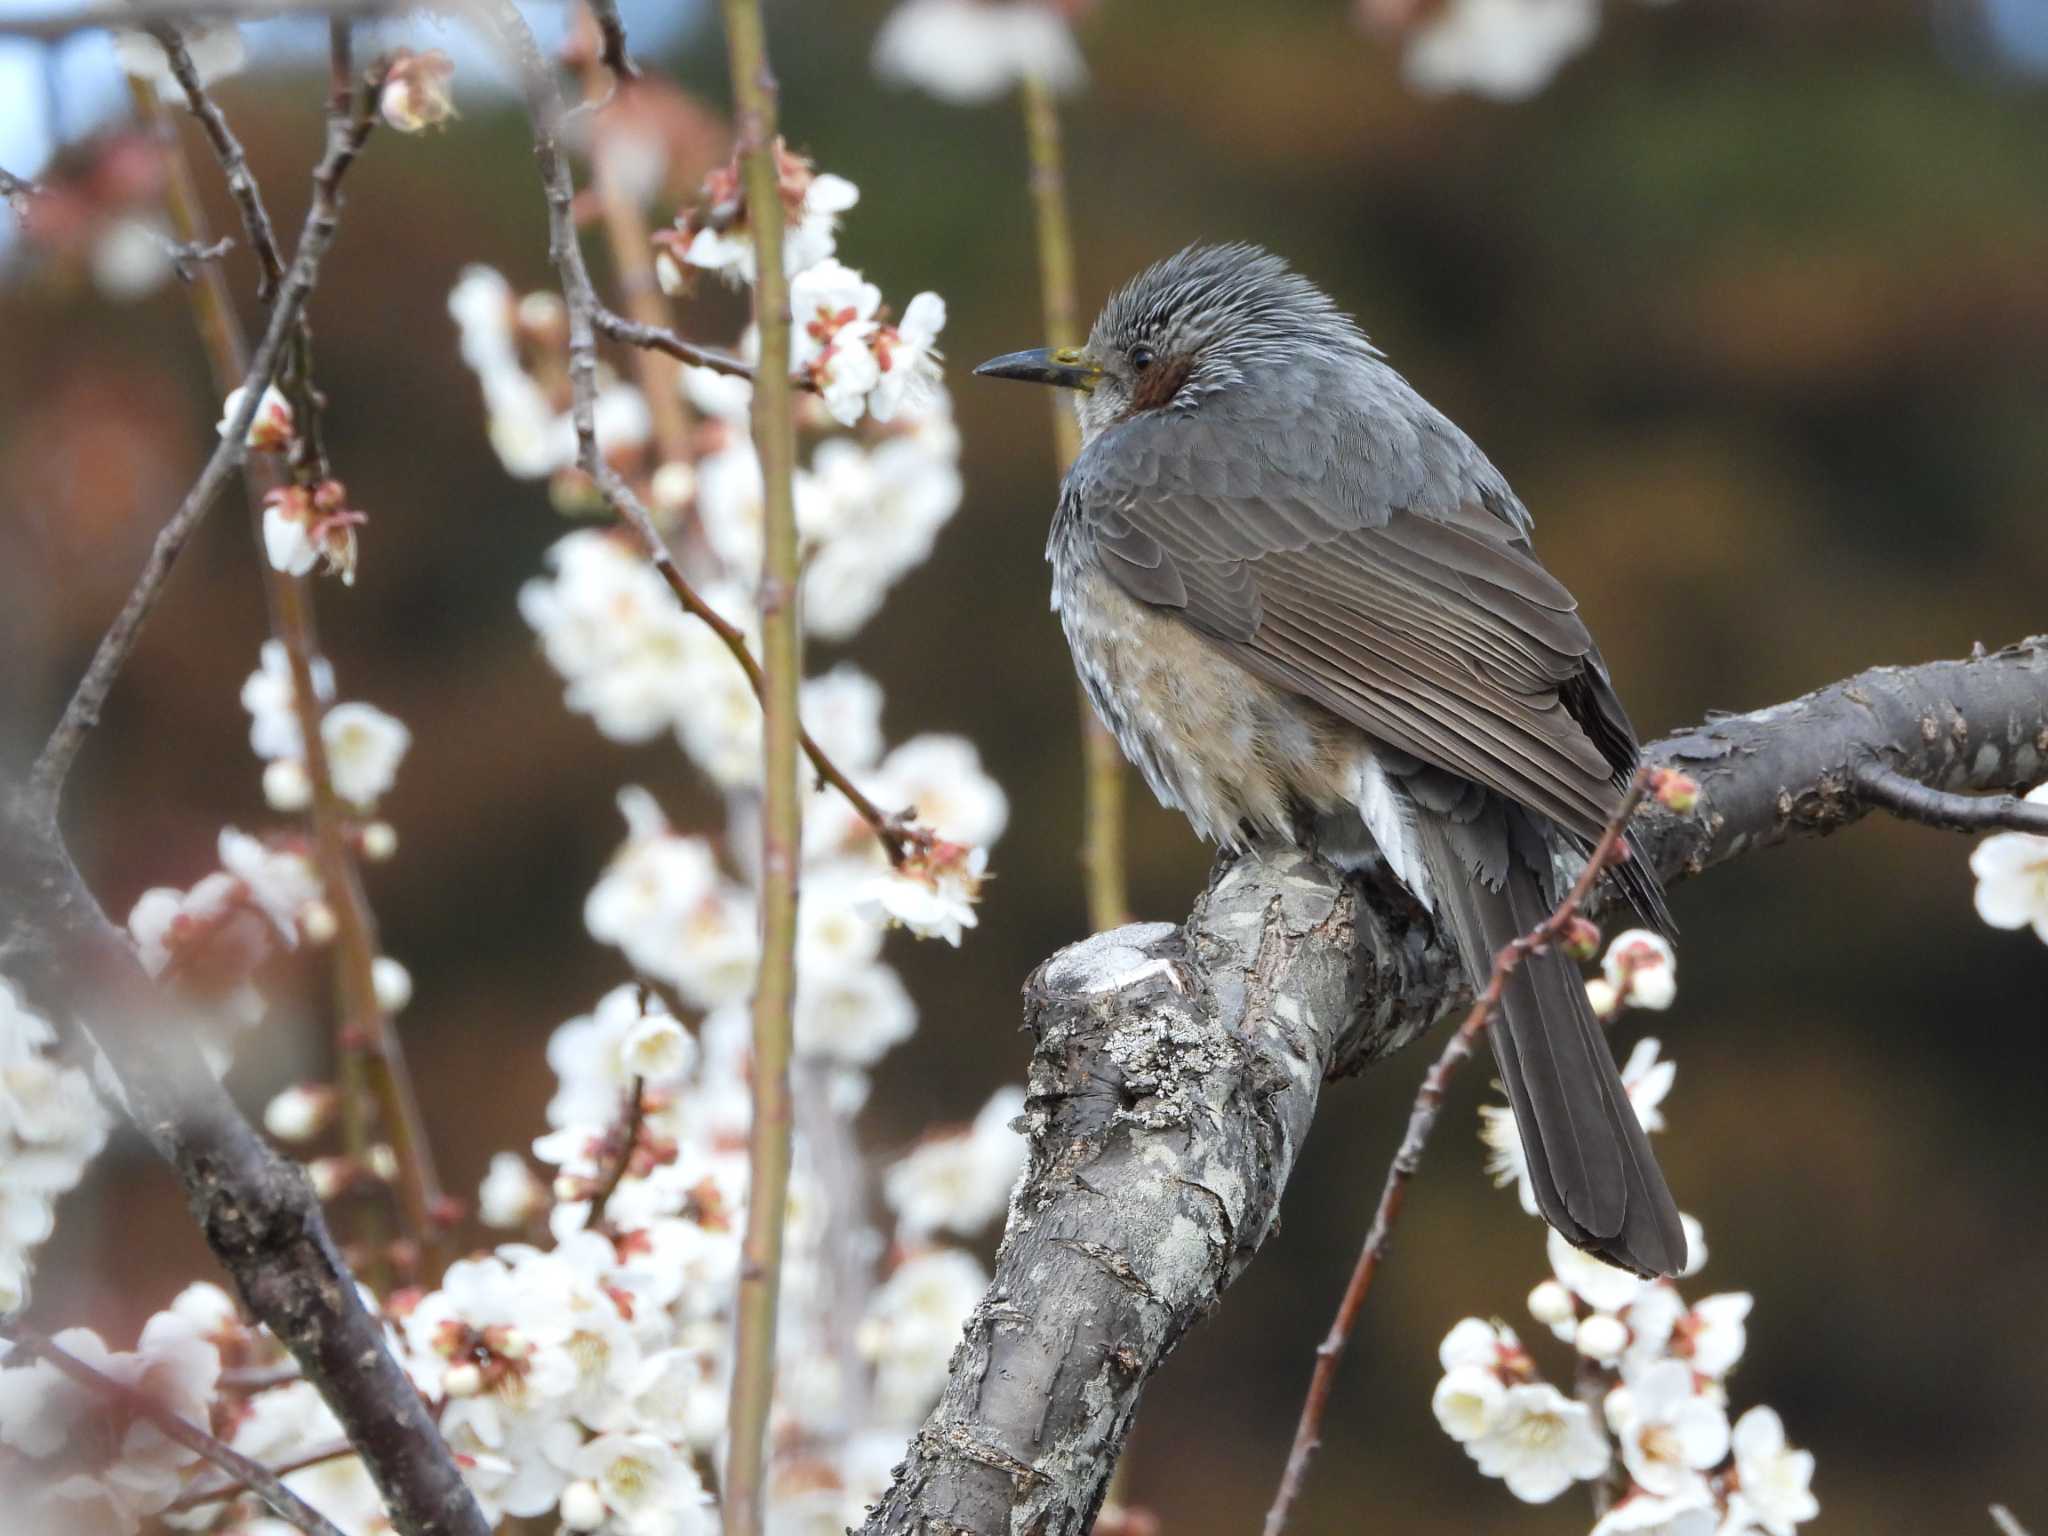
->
[572, 4, 695, 475]
[1021, 73, 1127, 933]
[718, 2, 799, 1532]
[129, 61, 447, 1276]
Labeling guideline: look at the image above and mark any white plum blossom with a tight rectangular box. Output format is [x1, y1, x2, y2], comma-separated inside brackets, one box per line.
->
[861, 843, 988, 946]
[1403, 0, 1600, 102]
[869, 293, 948, 422]
[1433, 1363, 1508, 1443]
[793, 962, 918, 1065]
[241, 639, 332, 761]
[1970, 784, 2048, 941]
[321, 701, 411, 809]
[1591, 1487, 1721, 1536]
[1605, 930, 1678, 1011]
[218, 382, 295, 451]
[1725, 1406, 1818, 1535]
[0, 980, 111, 1311]
[883, 1085, 1027, 1237]
[872, 0, 1087, 104]
[1547, 1224, 1651, 1313]
[262, 1083, 336, 1143]
[1467, 1381, 1610, 1502]
[1619, 1035, 1676, 1131]
[873, 736, 1010, 848]
[1606, 1359, 1729, 1497]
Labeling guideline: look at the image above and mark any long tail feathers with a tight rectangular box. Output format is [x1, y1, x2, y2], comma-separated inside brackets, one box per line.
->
[1420, 807, 1686, 1278]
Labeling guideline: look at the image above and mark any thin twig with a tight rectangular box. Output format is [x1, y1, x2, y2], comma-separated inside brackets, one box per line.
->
[167, 1438, 359, 1512]
[1, 1324, 348, 1536]
[572, 5, 694, 468]
[716, 1, 802, 1529]
[1260, 768, 1655, 1536]
[477, 0, 920, 868]
[584, 1075, 647, 1231]
[1853, 760, 2048, 835]
[149, 18, 284, 297]
[1019, 72, 1127, 933]
[141, 35, 450, 1270]
[1992, 1507, 2034, 1536]
[590, 304, 766, 381]
[24, 93, 367, 810]
[587, 0, 638, 80]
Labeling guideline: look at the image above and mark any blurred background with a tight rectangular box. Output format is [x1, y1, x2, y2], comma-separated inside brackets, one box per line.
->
[4, 0, 2048, 1530]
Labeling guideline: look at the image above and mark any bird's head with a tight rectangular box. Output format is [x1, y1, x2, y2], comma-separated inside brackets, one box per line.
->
[975, 242, 1371, 443]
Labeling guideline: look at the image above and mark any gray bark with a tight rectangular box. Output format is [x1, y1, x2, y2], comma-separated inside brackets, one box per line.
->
[859, 636, 2048, 1536]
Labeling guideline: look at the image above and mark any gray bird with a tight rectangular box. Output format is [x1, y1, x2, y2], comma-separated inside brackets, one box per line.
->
[977, 242, 1684, 1277]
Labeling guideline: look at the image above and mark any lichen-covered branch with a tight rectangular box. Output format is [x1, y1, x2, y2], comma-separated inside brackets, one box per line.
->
[859, 636, 2048, 1536]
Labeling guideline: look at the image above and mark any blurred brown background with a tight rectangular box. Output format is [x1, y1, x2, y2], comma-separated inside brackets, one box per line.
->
[5, 0, 2048, 1530]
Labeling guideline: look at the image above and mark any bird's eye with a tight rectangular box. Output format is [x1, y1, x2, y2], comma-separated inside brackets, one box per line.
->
[1130, 345, 1156, 371]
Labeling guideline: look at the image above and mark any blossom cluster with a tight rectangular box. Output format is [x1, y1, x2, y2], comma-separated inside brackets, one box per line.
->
[1970, 782, 2048, 942]
[1437, 937, 1818, 1535]
[871, 0, 1089, 104]
[1377, 0, 1677, 102]
[0, 983, 110, 1314]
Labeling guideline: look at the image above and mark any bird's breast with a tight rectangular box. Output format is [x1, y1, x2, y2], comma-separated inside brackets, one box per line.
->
[1053, 553, 1355, 848]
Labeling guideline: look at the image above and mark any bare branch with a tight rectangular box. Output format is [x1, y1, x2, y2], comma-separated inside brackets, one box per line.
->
[477, 0, 922, 867]
[589, 304, 762, 380]
[1992, 1506, 2034, 1536]
[859, 636, 2048, 1536]
[1262, 769, 1653, 1535]
[1853, 760, 2048, 835]
[149, 20, 286, 296]
[167, 1439, 359, 1514]
[0, 1324, 348, 1536]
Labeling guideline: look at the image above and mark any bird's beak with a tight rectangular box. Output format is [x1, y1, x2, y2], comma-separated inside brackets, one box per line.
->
[973, 346, 1101, 392]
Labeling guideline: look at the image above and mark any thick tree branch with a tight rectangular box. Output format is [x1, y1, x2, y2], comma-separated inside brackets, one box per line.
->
[858, 636, 2048, 1536]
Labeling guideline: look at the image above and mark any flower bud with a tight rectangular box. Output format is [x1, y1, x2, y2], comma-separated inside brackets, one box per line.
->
[367, 1143, 400, 1183]
[372, 956, 414, 1013]
[359, 821, 399, 861]
[219, 383, 295, 452]
[300, 900, 339, 945]
[263, 758, 313, 812]
[1527, 1278, 1576, 1331]
[1575, 1312, 1628, 1363]
[1651, 767, 1700, 813]
[379, 50, 456, 134]
[307, 1157, 354, 1201]
[263, 1083, 337, 1143]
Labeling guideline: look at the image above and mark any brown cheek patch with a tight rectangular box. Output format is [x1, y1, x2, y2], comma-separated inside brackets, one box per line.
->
[1125, 355, 1194, 416]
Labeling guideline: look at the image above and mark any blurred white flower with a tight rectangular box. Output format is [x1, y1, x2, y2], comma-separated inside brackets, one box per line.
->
[872, 0, 1087, 104]
[1970, 785, 2048, 941]
[859, 1249, 987, 1421]
[478, 1152, 548, 1230]
[1479, 1100, 1537, 1216]
[873, 735, 1009, 848]
[884, 1085, 1026, 1237]
[1605, 930, 1677, 1011]
[1403, 0, 1599, 102]
[1466, 1381, 1609, 1503]
[89, 215, 176, 301]
[795, 962, 918, 1065]
[262, 1084, 336, 1143]
[241, 639, 333, 762]
[218, 827, 321, 942]
[1548, 1225, 1650, 1312]
[801, 666, 888, 774]
[1439, 1315, 1518, 1373]
[1590, 1487, 1720, 1536]
[1575, 1311, 1628, 1363]
[1527, 1277, 1577, 1340]
[1618, 1035, 1676, 1132]
[1605, 1359, 1728, 1498]
[1725, 1406, 1818, 1535]
[321, 701, 411, 809]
